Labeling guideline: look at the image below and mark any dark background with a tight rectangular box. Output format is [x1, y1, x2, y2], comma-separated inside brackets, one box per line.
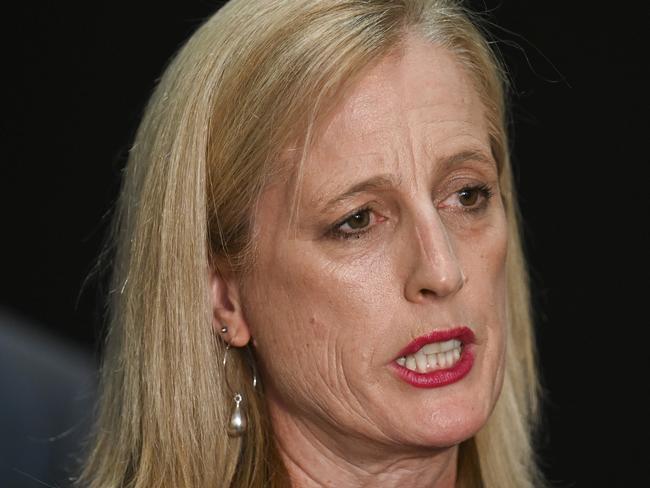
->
[2, 1, 648, 486]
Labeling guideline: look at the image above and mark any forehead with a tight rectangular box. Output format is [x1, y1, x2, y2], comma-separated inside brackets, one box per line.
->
[304, 34, 490, 181]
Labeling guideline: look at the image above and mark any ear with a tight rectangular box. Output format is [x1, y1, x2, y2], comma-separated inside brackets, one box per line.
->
[209, 265, 251, 348]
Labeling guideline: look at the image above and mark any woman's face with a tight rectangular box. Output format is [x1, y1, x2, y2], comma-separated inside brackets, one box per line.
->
[240, 36, 508, 454]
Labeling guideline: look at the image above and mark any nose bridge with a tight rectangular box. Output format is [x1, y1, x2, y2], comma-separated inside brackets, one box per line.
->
[406, 207, 465, 300]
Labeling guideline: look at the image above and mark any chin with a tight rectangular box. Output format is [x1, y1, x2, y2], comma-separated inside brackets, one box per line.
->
[422, 400, 493, 448]
[390, 386, 494, 449]
[386, 356, 505, 449]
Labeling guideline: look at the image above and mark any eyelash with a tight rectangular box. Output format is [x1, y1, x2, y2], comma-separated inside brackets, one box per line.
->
[327, 184, 494, 241]
[454, 184, 494, 213]
[328, 205, 375, 240]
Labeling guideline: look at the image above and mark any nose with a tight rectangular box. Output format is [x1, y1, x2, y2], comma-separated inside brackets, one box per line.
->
[403, 210, 465, 303]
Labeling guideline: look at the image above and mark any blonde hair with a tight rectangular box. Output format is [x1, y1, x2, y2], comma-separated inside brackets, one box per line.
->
[79, 1, 541, 486]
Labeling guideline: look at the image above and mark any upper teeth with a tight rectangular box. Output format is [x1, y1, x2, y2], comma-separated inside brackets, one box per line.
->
[396, 339, 462, 373]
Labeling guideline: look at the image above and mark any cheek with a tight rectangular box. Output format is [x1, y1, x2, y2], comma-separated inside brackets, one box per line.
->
[463, 208, 508, 311]
[454, 213, 508, 390]
[474, 217, 509, 400]
[240, 243, 396, 400]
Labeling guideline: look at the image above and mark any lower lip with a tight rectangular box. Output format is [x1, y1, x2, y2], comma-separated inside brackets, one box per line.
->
[391, 345, 475, 388]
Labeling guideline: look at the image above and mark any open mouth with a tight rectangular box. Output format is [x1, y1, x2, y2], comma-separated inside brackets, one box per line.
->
[396, 338, 462, 373]
[392, 326, 475, 388]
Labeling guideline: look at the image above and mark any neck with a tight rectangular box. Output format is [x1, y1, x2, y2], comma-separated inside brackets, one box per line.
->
[270, 405, 458, 488]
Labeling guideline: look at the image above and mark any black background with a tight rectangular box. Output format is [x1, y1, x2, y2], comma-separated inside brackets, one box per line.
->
[2, 1, 648, 486]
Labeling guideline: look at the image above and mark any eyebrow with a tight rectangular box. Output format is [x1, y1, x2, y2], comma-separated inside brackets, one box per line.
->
[314, 148, 496, 211]
[437, 149, 497, 172]
[315, 174, 402, 212]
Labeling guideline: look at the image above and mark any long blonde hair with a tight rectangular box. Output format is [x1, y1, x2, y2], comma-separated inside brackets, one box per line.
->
[79, 1, 541, 486]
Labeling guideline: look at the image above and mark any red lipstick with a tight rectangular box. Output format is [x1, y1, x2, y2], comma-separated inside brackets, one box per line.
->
[391, 326, 475, 388]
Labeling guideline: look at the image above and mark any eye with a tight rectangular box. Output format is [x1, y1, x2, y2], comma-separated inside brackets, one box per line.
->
[458, 187, 480, 206]
[440, 184, 493, 211]
[328, 206, 379, 239]
[344, 210, 370, 230]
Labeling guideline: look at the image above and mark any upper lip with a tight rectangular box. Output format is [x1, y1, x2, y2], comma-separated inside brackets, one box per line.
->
[395, 326, 476, 358]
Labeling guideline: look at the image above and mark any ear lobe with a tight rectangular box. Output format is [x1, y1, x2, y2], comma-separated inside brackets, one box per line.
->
[210, 266, 251, 348]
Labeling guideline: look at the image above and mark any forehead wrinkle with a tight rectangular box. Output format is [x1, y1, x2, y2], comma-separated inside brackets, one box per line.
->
[415, 120, 495, 175]
[386, 60, 426, 197]
[400, 109, 425, 196]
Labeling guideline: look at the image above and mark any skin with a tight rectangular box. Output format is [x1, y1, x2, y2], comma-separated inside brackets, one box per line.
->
[212, 33, 508, 487]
